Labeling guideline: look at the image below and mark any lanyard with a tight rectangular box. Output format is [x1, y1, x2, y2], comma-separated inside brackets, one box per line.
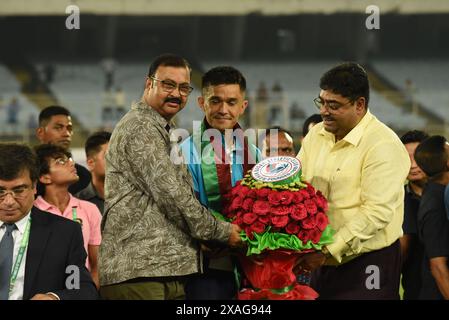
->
[9, 217, 31, 296]
[72, 207, 77, 221]
[72, 207, 83, 226]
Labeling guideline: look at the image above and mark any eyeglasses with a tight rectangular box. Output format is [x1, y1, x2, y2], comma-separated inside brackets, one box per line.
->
[54, 157, 74, 166]
[313, 97, 353, 111]
[150, 77, 194, 97]
[0, 186, 32, 201]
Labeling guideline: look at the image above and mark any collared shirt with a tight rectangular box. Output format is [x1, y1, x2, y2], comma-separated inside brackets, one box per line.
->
[33, 194, 102, 270]
[100, 101, 231, 286]
[76, 182, 104, 215]
[298, 110, 410, 263]
[0, 212, 31, 300]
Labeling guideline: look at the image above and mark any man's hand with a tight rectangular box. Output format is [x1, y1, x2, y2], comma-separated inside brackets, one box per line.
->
[228, 224, 243, 248]
[293, 252, 326, 274]
[30, 293, 59, 300]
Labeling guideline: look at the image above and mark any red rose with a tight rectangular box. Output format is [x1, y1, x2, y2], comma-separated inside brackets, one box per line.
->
[242, 198, 254, 211]
[256, 188, 270, 199]
[226, 211, 236, 220]
[229, 196, 243, 211]
[242, 212, 258, 225]
[306, 183, 316, 196]
[315, 212, 329, 231]
[232, 185, 250, 198]
[258, 215, 270, 224]
[297, 230, 311, 243]
[310, 227, 322, 244]
[285, 222, 300, 235]
[231, 184, 243, 196]
[271, 215, 289, 228]
[298, 189, 310, 200]
[250, 221, 266, 234]
[304, 199, 318, 215]
[233, 215, 243, 226]
[279, 191, 294, 205]
[244, 226, 255, 239]
[292, 192, 304, 204]
[301, 216, 317, 229]
[290, 204, 308, 221]
[272, 205, 290, 216]
[315, 191, 328, 211]
[247, 189, 258, 199]
[253, 200, 270, 215]
[268, 191, 282, 206]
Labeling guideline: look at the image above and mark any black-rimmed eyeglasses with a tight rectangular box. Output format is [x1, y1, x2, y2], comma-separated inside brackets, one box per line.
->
[150, 77, 194, 97]
[313, 97, 353, 111]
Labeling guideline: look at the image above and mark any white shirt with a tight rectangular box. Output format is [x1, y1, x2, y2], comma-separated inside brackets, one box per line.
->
[0, 212, 30, 300]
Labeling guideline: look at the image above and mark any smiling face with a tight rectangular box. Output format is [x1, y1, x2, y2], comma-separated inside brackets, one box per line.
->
[143, 66, 191, 121]
[318, 89, 366, 141]
[199, 84, 248, 132]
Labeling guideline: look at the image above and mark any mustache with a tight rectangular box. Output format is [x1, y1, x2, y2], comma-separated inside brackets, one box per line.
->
[322, 116, 335, 121]
[165, 97, 182, 104]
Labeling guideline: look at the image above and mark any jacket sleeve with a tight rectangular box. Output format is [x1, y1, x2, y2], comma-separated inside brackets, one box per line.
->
[53, 223, 98, 300]
[124, 124, 231, 244]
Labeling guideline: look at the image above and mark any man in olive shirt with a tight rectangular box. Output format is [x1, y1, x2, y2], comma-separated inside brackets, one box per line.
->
[296, 62, 410, 299]
[99, 54, 242, 300]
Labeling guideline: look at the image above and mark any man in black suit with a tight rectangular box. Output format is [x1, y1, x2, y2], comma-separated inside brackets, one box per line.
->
[35, 105, 91, 195]
[0, 143, 98, 300]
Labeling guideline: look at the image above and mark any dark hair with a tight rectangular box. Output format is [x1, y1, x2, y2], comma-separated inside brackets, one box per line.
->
[0, 143, 38, 183]
[302, 114, 323, 137]
[34, 144, 72, 177]
[414, 135, 449, 177]
[400, 130, 429, 145]
[320, 62, 370, 107]
[39, 105, 71, 126]
[147, 53, 191, 78]
[85, 131, 112, 158]
[202, 66, 246, 93]
[265, 126, 293, 139]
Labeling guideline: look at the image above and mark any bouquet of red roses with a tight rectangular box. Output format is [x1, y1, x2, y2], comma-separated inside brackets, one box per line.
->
[221, 157, 333, 300]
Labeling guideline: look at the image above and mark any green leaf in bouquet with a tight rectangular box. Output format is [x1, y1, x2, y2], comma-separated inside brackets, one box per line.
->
[240, 224, 335, 256]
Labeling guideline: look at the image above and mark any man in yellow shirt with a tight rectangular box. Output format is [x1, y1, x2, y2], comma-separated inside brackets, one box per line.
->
[296, 62, 410, 299]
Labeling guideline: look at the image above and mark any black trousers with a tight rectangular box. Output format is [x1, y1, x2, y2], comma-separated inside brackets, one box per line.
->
[311, 240, 401, 300]
[185, 269, 237, 300]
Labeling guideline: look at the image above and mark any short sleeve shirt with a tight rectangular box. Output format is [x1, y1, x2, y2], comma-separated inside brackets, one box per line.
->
[417, 182, 449, 299]
[34, 194, 102, 270]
